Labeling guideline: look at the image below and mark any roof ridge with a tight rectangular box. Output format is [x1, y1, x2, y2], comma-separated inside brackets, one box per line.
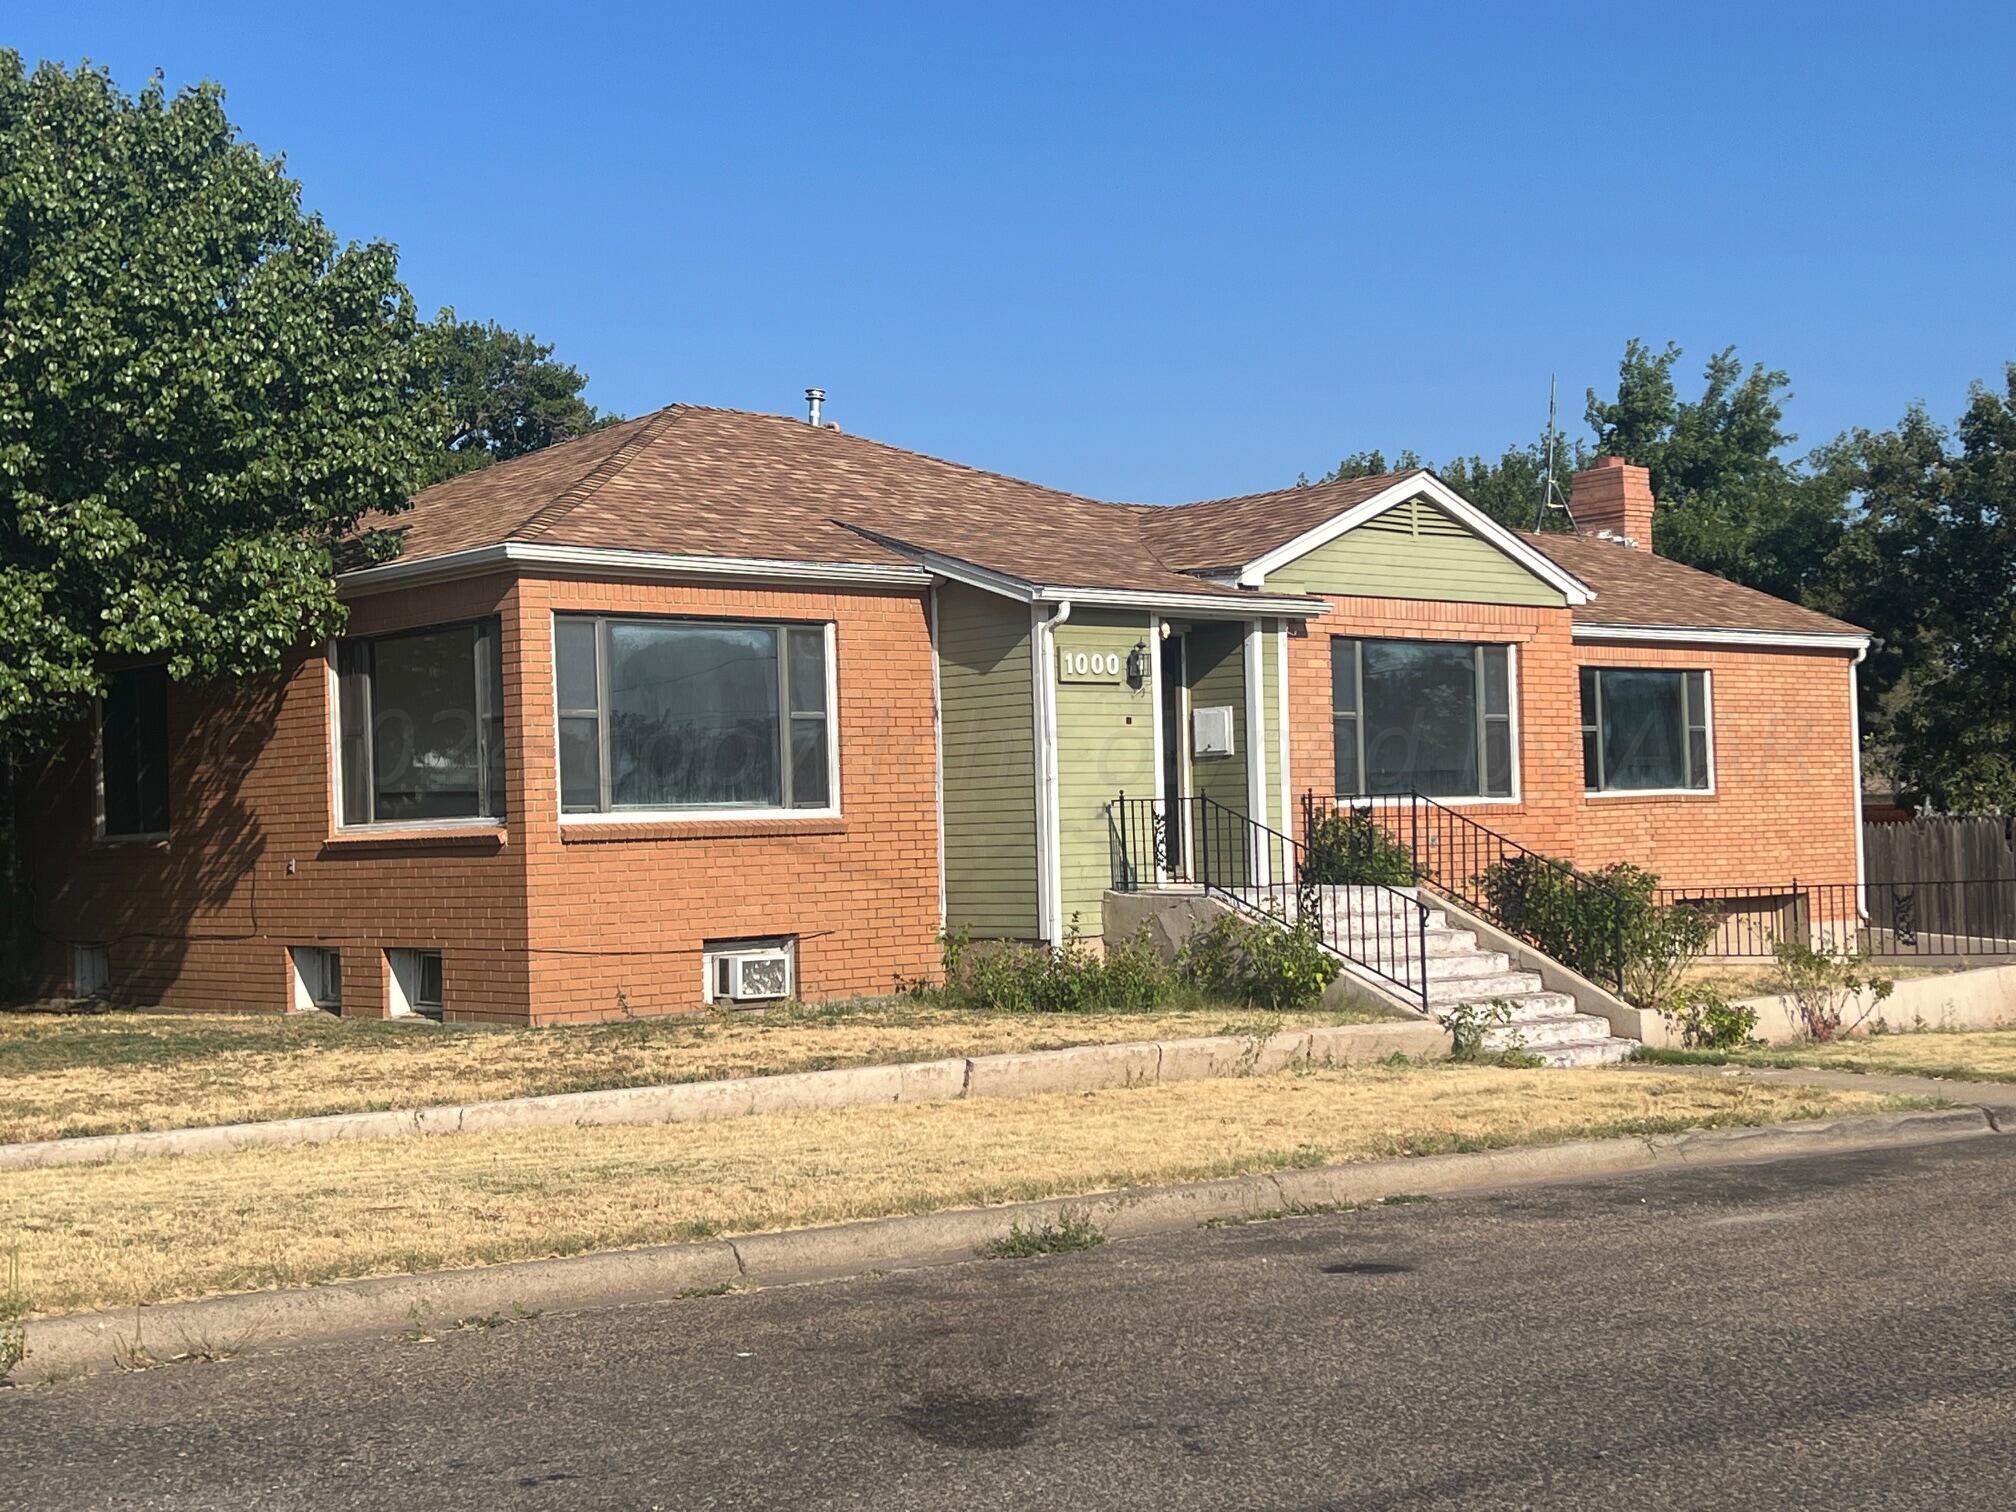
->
[1154, 467, 1426, 515]
[512, 407, 686, 541]
[717, 404, 1130, 513]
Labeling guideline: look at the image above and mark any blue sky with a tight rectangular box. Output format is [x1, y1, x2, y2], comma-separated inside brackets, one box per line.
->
[16, 3, 2016, 502]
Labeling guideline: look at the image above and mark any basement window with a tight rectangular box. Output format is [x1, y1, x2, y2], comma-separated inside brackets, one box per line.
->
[71, 944, 110, 999]
[290, 946, 343, 1013]
[335, 620, 505, 826]
[387, 948, 444, 1019]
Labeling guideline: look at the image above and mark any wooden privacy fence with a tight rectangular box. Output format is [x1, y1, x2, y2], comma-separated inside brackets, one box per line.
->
[1864, 816, 2016, 887]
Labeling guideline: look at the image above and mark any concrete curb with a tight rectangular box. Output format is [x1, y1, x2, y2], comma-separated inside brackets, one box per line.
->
[10, 1104, 1989, 1387]
[0, 1020, 1448, 1172]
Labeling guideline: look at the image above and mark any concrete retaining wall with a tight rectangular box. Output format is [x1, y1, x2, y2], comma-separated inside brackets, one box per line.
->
[1740, 959, 2016, 1044]
[0, 1018, 1450, 1173]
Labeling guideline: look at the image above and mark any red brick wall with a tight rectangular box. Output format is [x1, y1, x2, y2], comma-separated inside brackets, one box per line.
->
[16, 574, 533, 1020]
[510, 574, 941, 1025]
[1285, 597, 1861, 892]
[16, 571, 943, 1025]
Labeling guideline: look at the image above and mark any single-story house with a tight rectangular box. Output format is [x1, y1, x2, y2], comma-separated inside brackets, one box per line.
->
[17, 401, 1869, 1023]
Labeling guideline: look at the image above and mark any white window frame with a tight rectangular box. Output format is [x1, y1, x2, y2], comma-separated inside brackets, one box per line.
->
[94, 666, 171, 843]
[1328, 636, 1521, 806]
[554, 614, 841, 825]
[1580, 666, 1716, 798]
[289, 946, 343, 1012]
[327, 620, 508, 834]
[386, 947, 444, 1019]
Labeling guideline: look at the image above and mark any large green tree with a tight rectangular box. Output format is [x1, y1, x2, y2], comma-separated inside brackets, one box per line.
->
[416, 311, 615, 487]
[1824, 370, 2016, 812]
[0, 55, 438, 739]
[1584, 340, 1851, 602]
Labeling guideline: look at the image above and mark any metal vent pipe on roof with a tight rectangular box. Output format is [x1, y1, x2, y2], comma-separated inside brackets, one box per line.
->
[805, 388, 825, 426]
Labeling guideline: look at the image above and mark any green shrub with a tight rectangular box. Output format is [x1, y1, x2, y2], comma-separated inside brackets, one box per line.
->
[1438, 999, 1512, 1061]
[1770, 936, 1893, 1043]
[1178, 912, 1341, 1012]
[1661, 984, 1758, 1050]
[928, 922, 1179, 1014]
[1301, 808, 1415, 887]
[1472, 855, 1712, 1009]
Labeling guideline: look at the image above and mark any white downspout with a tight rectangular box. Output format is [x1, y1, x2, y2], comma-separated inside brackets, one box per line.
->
[1037, 600, 1072, 943]
[1850, 644, 1869, 921]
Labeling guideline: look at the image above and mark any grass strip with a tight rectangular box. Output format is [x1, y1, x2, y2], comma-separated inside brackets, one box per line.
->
[0, 998, 1387, 1145]
[0, 1063, 1904, 1317]
[1634, 1028, 2016, 1085]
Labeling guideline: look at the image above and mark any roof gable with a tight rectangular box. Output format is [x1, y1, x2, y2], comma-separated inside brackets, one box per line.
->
[1264, 494, 1570, 608]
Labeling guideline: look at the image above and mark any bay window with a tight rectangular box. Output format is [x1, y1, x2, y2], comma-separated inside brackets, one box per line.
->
[555, 615, 835, 815]
[335, 619, 505, 826]
[1580, 667, 1711, 792]
[1331, 637, 1514, 799]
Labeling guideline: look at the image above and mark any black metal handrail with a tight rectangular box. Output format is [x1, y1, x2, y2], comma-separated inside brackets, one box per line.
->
[1110, 792, 1431, 1011]
[1303, 790, 1630, 993]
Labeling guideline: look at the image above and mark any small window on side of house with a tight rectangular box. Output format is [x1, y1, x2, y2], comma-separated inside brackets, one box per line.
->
[387, 948, 445, 1019]
[1580, 668, 1712, 793]
[290, 946, 343, 1012]
[72, 943, 110, 999]
[99, 665, 170, 838]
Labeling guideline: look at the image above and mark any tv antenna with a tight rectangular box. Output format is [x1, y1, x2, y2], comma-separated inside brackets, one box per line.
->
[1534, 373, 1572, 531]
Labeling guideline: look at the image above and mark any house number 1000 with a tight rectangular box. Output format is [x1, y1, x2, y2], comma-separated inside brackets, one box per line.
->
[1059, 649, 1125, 681]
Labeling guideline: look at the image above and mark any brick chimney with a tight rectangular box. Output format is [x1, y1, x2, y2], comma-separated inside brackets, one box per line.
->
[1569, 457, 1656, 552]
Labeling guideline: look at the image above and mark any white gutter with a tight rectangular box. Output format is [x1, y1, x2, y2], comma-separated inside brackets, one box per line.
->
[1035, 600, 1073, 943]
[1850, 643, 1869, 922]
[1572, 623, 1870, 652]
[338, 542, 932, 595]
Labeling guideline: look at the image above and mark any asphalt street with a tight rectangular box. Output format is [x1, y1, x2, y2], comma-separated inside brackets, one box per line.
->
[5, 1133, 2014, 1510]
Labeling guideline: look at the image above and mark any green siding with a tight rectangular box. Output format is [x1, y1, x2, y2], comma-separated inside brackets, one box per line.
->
[1268, 497, 1567, 607]
[937, 585, 1039, 938]
[1053, 610, 1155, 940]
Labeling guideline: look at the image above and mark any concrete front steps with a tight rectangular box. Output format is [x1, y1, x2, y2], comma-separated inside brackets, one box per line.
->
[1298, 886, 1637, 1068]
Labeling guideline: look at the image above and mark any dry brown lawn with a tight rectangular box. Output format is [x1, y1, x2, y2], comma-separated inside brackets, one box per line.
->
[1720, 1027, 2016, 1084]
[0, 999, 1375, 1145]
[0, 1063, 1905, 1317]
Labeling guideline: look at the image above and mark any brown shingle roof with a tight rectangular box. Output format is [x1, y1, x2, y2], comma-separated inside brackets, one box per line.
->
[1128, 471, 1413, 572]
[368, 404, 1862, 637]
[1519, 531, 1865, 637]
[381, 404, 1256, 600]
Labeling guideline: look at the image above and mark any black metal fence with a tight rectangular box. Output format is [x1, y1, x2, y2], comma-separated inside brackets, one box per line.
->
[1109, 793, 1431, 1010]
[1657, 879, 2016, 961]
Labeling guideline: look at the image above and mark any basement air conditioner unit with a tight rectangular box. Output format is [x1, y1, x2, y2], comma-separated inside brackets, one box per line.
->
[714, 947, 794, 1003]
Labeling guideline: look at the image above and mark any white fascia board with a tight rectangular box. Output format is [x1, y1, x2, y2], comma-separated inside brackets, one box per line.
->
[1030, 584, 1329, 617]
[1572, 623, 1871, 652]
[1236, 474, 1596, 605]
[338, 542, 933, 595]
